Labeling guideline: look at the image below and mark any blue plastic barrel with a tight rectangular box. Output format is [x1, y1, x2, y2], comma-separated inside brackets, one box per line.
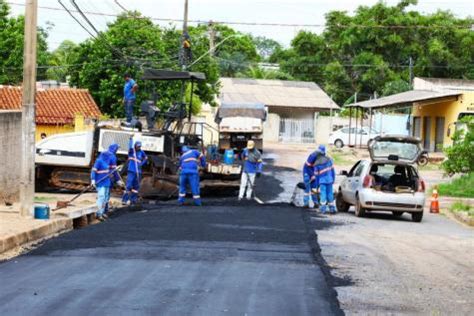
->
[223, 149, 235, 165]
[34, 204, 50, 220]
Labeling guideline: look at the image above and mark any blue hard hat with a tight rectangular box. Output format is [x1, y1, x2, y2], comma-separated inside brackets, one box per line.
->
[135, 141, 142, 148]
[318, 144, 326, 154]
[181, 145, 189, 153]
[108, 143, 120, 154]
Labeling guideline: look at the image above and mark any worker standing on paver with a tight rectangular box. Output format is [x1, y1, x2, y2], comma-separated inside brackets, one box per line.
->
[238, 140, 263, 201]
[178, 146, 206, 206]
[123, 73, 138, 124]
[314, 145, 336, 214]
[99, 143, 124, 218]
[302, 148, 323, 208]
[122, 136, 148, 205]
[91, 155, 113, 221]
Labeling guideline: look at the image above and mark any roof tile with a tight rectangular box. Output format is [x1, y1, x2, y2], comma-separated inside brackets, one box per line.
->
[0, 86, 102, 124]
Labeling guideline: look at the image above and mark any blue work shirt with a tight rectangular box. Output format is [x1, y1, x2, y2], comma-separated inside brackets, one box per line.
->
[241, 148, 263, 174]
[91, 157, 112, 187]
[127, 139, 148, 174]
[314, 156, 335, 185]
[99, 144, 120, 186]
[179, 149, 206, 174]
[124, 79, 136, 101]
[303, 150, 321, 177]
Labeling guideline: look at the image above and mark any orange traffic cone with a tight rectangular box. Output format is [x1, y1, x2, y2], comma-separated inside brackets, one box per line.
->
[430, 187, 439, 214]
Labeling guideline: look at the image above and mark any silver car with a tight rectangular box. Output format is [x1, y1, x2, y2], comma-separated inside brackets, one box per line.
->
[336, 135, 426, 222]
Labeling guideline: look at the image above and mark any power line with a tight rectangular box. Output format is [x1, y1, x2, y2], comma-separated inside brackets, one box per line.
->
[6, 1, 472, 30]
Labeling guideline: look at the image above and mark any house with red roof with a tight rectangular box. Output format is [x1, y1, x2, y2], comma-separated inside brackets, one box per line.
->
[0, 86, 102, 141]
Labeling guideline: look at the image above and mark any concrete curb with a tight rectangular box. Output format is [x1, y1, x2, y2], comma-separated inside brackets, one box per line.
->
[0, 218, 72, 254]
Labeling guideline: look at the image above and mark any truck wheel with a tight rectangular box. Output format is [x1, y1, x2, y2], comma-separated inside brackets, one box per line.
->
[334, 139, 344, 148]
[336, 191, 350, 212]
[411, 212, 423, 222]
[355, 196, 366, 217]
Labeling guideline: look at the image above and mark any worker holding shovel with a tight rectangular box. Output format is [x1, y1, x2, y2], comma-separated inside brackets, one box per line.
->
[91, 155, 115, 221]
[238, 140, 263, 201]
[98, 143, 124, 218]
[122, 135, 148, 205]
[302, 147, 323, 208]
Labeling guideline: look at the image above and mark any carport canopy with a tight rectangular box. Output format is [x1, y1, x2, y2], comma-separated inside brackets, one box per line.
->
[347, 90, 462, 109]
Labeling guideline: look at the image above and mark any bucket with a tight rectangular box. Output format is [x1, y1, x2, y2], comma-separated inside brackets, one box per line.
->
[223, 149, 235, 165]
[34, 204, 50, 220]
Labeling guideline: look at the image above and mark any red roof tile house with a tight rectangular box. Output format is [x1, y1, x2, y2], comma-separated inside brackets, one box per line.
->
[0, 86, 102, 140]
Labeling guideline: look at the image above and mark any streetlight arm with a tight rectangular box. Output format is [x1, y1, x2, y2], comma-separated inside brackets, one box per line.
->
[187, 34, 243, 69]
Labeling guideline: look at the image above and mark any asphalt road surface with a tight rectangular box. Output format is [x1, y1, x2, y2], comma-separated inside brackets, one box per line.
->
[0, 199, 342, 316]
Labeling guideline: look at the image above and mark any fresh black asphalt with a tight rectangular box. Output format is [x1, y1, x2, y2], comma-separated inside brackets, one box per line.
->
[0, 198, 342, 315]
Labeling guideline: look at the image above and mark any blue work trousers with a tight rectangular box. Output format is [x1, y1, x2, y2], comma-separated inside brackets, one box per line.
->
[303, 173, 318, 207]
[122, 171, 140, 204]
[125, 99, 135, 123]
[96, 186, 110, 217]
[319, 183, 335, 213]
[178, 173, 201, 206]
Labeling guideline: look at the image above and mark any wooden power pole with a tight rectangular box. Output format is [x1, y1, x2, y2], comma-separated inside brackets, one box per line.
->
[20, 0, 38, 217]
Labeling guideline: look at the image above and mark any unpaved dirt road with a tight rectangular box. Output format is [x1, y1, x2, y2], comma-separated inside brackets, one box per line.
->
[264, 142, 474, 315]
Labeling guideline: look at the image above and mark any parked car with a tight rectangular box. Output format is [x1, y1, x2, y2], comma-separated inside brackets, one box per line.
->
[329, 126, 380, 148]
[335, 135, 426, 222]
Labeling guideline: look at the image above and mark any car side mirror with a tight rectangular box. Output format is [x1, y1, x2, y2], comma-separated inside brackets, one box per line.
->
[340, 170, 348, 176]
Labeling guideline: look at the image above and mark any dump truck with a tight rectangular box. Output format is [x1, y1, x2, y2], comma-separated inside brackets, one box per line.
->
[35, 70, 242, 198]
[215, 102, 267, 152]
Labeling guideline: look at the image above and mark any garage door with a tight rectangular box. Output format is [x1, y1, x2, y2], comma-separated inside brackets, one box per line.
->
[279, 118, 314, 143]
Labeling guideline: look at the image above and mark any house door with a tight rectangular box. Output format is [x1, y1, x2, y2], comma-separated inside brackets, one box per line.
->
[279, 118, 314, 143]
[412, 117, 421, 138]
[435, 117, 445, 152]
[423, 117, 431, 151]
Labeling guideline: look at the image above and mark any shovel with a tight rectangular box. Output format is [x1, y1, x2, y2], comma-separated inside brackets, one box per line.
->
[54, 165, 122, 211]
[246, 171, 264, 205]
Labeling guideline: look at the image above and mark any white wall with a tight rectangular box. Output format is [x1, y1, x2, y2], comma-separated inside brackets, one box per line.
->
[0, 111, 22, 202]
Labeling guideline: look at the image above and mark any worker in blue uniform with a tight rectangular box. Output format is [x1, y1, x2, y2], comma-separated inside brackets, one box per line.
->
[91, 155, 113, 221]
[178, 146, 206, 206]
[302, 148, 323, 208]
[238, 140, 263, 200]
[314, 145, 336, 214]
[98, 143, 124, 217]
[122, 136, 148, 205]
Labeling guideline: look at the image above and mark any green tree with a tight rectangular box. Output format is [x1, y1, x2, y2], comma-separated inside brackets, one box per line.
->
[0, 0, 49, 84]
[237, 65, 294, 80]
[46, 40, 78, 82]
[442, 117, 474, 174]
[253, 36, 282, 61]
[271, 0, 474, 106]
[68, 12, 220, 117]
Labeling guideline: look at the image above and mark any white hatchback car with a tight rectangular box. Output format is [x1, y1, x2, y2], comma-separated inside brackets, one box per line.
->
[329, 126, 380, 148]
[336, 135, 426, 222]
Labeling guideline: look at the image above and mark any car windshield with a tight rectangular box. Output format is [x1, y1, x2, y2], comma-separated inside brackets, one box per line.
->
[371, 140, 420, 161]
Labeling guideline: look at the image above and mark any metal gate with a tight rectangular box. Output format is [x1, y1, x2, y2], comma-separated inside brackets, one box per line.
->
[279, 118, 314, 143]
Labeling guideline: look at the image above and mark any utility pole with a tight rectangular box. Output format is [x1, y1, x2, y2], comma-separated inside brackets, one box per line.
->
[20, 0, 37, 217]
[409, 56, 414, 88]
[208, 20, 216, 57]
[180, 0, 189, 71]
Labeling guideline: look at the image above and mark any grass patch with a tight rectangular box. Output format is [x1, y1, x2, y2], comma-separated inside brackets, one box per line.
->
[418, 163, 441, 171]
[438, 173, 474, 198]
[34, 196, 56, 203]
[450, 201, 474, 218]
[329, 149, 356, 166]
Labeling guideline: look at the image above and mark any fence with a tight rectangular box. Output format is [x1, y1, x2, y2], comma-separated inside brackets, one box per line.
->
[279, 118, 315, 143]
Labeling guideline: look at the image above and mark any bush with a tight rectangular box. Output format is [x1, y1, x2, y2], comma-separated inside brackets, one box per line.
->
[442, 117, 474, 175]
[438, 173, 474, 198]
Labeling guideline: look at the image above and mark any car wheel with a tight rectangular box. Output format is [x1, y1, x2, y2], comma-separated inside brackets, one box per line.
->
[411, 212, 423, 222]
[392, 211, 403, 217]
[336, 191, 350, 212]
[334, 139, 344, 148]
[355, 195, 365, 217]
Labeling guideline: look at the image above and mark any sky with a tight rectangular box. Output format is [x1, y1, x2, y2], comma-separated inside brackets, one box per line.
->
[7, 0, 474, 51]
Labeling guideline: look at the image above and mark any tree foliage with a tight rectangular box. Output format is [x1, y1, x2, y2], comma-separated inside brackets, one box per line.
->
[68, 12, 220, 117]
[442, 117, 474, 175]
[271, 0, 474, 106]
[46, 40, 78, 82]
[0, 0, 49, 84]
